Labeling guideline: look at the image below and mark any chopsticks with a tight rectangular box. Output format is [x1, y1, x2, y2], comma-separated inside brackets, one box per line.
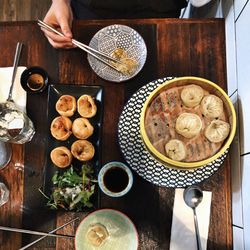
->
[37, 20, 123, 72]
[0, 225, 74, 239]
[19, 217, 79, 250]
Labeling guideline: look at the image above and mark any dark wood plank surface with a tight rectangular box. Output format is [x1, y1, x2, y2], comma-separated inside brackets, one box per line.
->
[0, 19, 232, 250]
[0, 0, 51, 21]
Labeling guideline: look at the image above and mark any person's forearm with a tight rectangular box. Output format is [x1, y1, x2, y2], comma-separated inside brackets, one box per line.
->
[52, 0, 71, 5]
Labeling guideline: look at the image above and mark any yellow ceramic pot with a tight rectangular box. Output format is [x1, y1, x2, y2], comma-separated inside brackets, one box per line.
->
[140, 76, 236, 170]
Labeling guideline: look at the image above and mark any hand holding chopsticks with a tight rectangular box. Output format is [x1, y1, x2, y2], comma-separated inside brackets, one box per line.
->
[38, 20, 125, 72]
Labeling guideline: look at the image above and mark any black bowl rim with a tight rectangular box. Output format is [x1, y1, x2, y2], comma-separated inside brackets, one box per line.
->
[20, 66, 49, 93]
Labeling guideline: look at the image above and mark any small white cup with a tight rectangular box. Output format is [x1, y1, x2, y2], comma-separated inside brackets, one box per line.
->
[98, 161, 133, 198]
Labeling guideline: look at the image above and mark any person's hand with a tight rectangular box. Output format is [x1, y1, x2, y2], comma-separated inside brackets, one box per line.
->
[42, 0, 74, 49]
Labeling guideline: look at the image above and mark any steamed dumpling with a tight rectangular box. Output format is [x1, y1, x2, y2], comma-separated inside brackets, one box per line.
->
[205, 119, 230, 143]
[86, 223, 109, 247]
[175, 113, 202, 138]
[201, 94, 223, 118]
[181, 84, 204, 108]
[165, 139, 187, 161]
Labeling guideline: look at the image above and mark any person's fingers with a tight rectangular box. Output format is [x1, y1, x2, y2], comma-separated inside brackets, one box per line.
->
[41, 0, 74, 49]
[59, 19, 72, 38]
[41, 27, 72, 43]
[46, 36, 75, 49]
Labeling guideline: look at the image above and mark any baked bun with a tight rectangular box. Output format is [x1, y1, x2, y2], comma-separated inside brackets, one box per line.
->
[50, 146, 72, 168]
[175, 113, 202, 138]
[56, 95, 76, 117]
[86, 223, 109, 247]
[71, 140, 95, 161]
[205, 119, 230, 143]
[165, 139, 187, 161]
[77, 95, 97, 118]
[50, 116, 72, 141]
[72, 117, 94, 139]
[201, 94, 223, 118]
[181, 84, 204, 108]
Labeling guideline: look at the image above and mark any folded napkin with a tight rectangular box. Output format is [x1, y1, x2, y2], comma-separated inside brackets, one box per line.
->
[190, 0, 212, 7]
[170, 188, 212, 250]
[0, 66, 27, 112]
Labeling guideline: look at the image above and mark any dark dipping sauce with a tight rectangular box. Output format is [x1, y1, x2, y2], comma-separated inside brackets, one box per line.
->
[103, 167, 129, 193]
[27, 73, 45, 91]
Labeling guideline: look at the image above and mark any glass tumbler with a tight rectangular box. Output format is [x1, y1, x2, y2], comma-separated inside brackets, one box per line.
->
[0, 101, 35, 144]
[0, 182, 9, 206]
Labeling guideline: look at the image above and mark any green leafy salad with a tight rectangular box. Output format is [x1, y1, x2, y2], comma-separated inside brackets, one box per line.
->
[40, 165, 97, 211]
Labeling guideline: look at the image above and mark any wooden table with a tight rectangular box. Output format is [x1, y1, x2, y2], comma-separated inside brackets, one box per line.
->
[0, 19, 232, 250]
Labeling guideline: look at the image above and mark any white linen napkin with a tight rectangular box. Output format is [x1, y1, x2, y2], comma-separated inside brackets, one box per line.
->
[170, 188, 212, 250]
[0, 66, 27, 112]
[190, 0, 212, 7]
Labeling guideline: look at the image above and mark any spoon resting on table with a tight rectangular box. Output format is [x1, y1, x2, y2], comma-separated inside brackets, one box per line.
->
[183, 185, 203, 250]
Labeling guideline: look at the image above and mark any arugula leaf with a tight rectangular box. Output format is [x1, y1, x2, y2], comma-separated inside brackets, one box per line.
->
[43, 164, 96, 211]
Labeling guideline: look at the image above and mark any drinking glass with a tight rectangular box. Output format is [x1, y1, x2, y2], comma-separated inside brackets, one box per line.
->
[0, 101, 35, 144]
[0, 182, 9, 206]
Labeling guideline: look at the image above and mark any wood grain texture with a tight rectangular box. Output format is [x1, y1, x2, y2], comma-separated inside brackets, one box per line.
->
[0, 19, 232, 250]
[0, 0, 51, 21]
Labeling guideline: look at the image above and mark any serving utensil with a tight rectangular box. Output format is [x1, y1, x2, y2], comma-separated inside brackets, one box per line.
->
[37, 20, 124, 72]
[0, 225, 74, 239]
[183, 185, 203, 250]
[19, 217, 79, 250]
[0, 42, 35, 145]
[7, 42, 23, 102]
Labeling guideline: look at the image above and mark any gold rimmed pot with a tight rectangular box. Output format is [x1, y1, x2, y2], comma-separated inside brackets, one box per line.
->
[140, 76, 236, 170]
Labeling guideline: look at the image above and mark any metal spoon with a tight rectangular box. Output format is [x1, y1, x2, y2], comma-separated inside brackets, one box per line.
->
[183, 185, 203, 250]
[0, 42, 23, 111]
[7, 42, 23, 102]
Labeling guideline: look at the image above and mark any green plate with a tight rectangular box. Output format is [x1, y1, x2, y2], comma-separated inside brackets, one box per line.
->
[75, 209, 139, 250]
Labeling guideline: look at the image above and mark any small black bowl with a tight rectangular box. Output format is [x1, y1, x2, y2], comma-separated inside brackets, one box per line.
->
[21, 66, 49, 93]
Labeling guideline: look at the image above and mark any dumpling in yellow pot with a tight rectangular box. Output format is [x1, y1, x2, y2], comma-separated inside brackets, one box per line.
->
[175, 113, 202, 138]
[205, 119, 230, 143]
[165, 139, 187, 161]
[201, 94, 223, 119]
[180, 84, 204, 108]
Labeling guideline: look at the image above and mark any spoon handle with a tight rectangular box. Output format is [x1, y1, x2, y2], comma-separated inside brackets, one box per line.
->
[193, 208, 202, 250]
[7, 42, 23, 102]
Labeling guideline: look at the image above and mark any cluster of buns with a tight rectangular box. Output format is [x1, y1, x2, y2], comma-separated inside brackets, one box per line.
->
[50, 94, 97, 168]
[145, 84, 230, 162]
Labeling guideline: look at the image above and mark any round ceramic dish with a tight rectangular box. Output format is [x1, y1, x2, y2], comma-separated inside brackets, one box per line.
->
[98, 161, 133, 197]
[75, 209, 139, 250]
[87, 24, 147, 82]
[140, 76, 236, 169]
[20, 66, 49, 93]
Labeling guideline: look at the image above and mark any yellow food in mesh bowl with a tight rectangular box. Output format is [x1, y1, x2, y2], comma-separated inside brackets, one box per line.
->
[140, 76, 236, 170]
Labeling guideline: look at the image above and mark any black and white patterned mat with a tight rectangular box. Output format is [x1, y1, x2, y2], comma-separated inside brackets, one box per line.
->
[118, 77, 228, 188]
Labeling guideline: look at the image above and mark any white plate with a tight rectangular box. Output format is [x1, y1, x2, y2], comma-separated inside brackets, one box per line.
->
[87, 24, 147, 82]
